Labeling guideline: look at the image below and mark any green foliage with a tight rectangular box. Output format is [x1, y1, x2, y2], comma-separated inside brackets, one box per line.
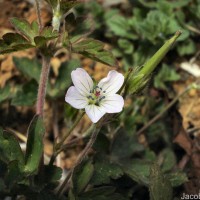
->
[91, 155, 123, 185]
[154, 64, 180, 90]
[45, 0, 80, 15]
[0, 85, 12, 103]
[0, 19, 58, 54]
[11, 80, 38, 106]
[149, 163, 173, 200]
[24, 115, 45, 175]
[13, 57, 41, 82]
[166, 171, 188, 187]
[9, 57, 80, 105]
[72, 160, 94, 194]
[81, 0, 196, 70]
[71, 38, 116, 66]
[127, 31, 181, 94]
[0, 128, 24, 168]
[0, 128, 25, 189]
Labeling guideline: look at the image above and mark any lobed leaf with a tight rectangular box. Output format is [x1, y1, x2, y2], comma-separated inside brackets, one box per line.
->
[0, 128, 25, 168]
[149, 163, 173, 200]
[60, 1, 81, 14]
[91, 156, 123, 186]
[72, 160, 94, 194]
[10, 18, 35, 42]
[11, 80, 38, 106]
[13, 57, 41, 82]
[71, 38, 116, 66]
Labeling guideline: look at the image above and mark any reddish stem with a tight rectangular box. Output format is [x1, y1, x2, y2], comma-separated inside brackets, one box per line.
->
[36, 56, 50, 116]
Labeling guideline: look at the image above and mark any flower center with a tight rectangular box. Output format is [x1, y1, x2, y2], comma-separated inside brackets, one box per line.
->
[87, 86, 106, 106]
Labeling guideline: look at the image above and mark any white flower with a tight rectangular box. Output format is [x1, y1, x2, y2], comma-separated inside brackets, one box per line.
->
[65, 68, 124, 123]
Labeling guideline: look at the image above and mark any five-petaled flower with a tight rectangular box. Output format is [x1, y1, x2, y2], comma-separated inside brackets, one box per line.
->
[65, 68, 124, 123]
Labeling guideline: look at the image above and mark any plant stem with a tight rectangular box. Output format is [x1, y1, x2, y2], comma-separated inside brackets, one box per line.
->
[35, 0, 43, 32]
[136, 86, 191, 135]
[49, 112, 85, 166]
[36, 55, 51, 116]
[57, 124, 100, 197]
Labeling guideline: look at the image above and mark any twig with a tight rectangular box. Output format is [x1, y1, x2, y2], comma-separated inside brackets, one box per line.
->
[185, 24, 200, 35]
[49, 112, 85, 166]
[56, 125, 100, 197]
[136, 86, 191, 135]
[35, 0, 43, 32]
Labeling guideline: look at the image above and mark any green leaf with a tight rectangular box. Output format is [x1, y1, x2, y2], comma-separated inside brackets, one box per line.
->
[60, 1, 80, 14]
[24, 115, 45, 175]
[80, 186, 116, 198]
[72, 39, 104, 52]
[5, 160, 23, 188]
[10, 18, 36, 42]
[0, 85, 11, 103]
[13, 57, 41, 82]
[72, 160, 94, 194]
[80, 186, 128, 200]
[71, 38, 116, 66]
[105, 11, 137, 40]
[154, 64, 180, 90]
[111, 129, 144, 160]
[0, 128, 25, 168]
[44, 165, 62, 184]
[11, 80, 38, 106]
[0, 34, 34, 54]
[48, 59, 81, 98]
[34, 36, 48, 47]
[91, 156, 123, 186]
[166, 171, 188, 187]
[160, 148, 176, 172]
[177, 39, 196, 56]
[40, 27, 59, 40]
[118, 39, 134, 55]
[2, 33, 30, 45]
[123, 159, 150, 185]
[149, 163, 173, 200]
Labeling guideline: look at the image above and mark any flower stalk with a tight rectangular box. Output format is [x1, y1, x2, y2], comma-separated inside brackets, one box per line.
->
[49, 111, 85, 166]
[57, 124, 100, 196]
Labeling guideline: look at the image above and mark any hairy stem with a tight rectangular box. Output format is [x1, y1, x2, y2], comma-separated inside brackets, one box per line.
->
[35, 0, 43, 31]
[36, 56, 51, 116]
[57, 125, 100, 196]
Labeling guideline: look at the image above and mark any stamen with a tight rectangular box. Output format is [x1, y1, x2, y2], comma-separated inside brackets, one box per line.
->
[99, 96, 105, 101]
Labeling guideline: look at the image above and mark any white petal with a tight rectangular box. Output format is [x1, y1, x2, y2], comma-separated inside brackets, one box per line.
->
[85, 104, 106, 123]
[98, 70, 124, 94]
[71, 68, 94, 95]
[65, 86, 88, 109]
[100, 94, 124, 113]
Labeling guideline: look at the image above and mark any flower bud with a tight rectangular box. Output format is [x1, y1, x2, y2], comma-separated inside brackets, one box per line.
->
[127, 31, 182, 94]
